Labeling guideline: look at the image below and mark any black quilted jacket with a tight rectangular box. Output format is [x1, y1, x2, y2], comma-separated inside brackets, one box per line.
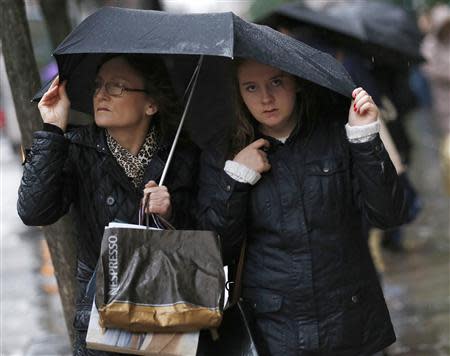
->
[197, 120, 409, 356]
[18, 124, 198, 355]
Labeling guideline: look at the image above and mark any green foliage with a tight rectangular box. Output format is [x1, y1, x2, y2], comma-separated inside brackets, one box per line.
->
[249, 0, 294, 21]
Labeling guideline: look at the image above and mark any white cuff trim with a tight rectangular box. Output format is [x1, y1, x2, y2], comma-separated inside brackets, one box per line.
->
[346, 120, 380, 143]
[224, 160, 261, 185]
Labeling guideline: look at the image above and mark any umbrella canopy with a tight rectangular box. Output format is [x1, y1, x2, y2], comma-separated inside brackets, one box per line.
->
[33, 7, 355, 150]
[267, 2, 366, 43]
[35, 7, 354, 103]
[326, 1, 423, 64]
[265, 1, 423, 67]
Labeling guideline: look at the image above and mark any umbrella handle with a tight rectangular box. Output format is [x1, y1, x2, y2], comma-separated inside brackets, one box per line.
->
[159, 55, 204, 186]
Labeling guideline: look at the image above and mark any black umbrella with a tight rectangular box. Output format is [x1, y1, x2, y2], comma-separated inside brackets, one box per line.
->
[265, 1, 423, 67]
[266, 2, 365, 43]
[326, 1, 423, 65]
[33, 7, 355, 158]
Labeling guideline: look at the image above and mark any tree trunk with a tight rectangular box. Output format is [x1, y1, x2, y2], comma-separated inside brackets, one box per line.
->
[0, 0, 78, 346]
[39, 0, 72, 49]
[139, 0, 162, 10]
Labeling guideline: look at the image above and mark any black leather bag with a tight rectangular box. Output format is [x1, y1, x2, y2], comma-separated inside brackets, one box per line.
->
[196, 240, 260, 356]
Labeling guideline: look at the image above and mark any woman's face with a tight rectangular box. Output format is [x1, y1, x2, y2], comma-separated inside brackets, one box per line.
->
[237, 60, 298, 138]
[93, 57, 157, 130]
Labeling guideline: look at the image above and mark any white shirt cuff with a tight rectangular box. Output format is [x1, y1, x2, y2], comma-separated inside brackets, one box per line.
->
[345, 120, 380, 143]
[224, 160, 261, 185]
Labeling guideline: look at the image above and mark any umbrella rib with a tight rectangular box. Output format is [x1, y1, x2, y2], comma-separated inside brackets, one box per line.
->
[159, 55, 204, 186]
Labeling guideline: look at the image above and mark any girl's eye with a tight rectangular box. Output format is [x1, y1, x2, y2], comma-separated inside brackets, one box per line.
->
[245, 85, 257, 92]
[271, 78, 282, 87]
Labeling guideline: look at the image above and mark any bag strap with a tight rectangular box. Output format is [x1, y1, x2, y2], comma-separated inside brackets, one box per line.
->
[231, 239, 247, 306]
[139, 193, 175, 230]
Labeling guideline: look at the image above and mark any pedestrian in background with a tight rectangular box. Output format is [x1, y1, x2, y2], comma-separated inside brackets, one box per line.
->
[421, 4, 450, 194]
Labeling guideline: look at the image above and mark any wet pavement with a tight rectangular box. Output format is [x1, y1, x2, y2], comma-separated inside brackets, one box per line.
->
[0, 133, 71, 356]
[0, 108, 448, 356]
[382, 109, 450, 356]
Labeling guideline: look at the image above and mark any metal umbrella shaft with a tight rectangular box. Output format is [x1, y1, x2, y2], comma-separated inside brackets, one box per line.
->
[159, 55, 204, 186]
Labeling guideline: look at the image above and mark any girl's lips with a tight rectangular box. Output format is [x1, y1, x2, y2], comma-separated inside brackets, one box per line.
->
[97, 108, 110, 112]
[263, 108, 277, 114]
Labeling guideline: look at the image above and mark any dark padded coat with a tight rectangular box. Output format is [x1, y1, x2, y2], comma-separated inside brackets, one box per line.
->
[17, 124, 198, 356]
[197, 119, 409, 356]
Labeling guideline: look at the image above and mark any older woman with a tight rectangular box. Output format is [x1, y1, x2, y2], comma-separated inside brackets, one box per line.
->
[17, 54, 198, 355]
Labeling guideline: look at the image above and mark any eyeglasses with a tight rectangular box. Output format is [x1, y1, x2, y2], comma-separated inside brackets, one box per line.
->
[92, 80, 148, 97]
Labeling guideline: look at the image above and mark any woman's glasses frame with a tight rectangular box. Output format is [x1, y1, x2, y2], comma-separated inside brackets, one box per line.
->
[92, 80, 148, 97]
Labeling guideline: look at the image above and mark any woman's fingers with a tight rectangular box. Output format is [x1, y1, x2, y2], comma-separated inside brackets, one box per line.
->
[261, 162, 271, 172]
[49, 75, 60, 89]
[143, 191, 170, 202]
[44, 77, 60, 98]
[358, 102, 375, 115]
[143, 185, 168, 195]
[354, 90, 371, 104]
[144, 180, 158, 189]
[348, 87, 379, 126]
[233, 138, 272, 174]
[354, 94, 373, 113]
[142, 185, 171, 215]
[39, 77, 67, 108]
[39, 84, 59, 103]
[255, 151, 271, 172]
[250, 138, 270, 150]
[352, 87, 364, 99]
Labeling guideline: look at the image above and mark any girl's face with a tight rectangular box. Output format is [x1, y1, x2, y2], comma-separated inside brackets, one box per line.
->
[93, 57, 157, 131]
[237, 60, 298, 138]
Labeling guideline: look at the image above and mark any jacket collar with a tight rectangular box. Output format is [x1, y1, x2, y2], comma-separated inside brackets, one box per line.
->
[67, 124, 171, 193]
[254, 122, 302, 153]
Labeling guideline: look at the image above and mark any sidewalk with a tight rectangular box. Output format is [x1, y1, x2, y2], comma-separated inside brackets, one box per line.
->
[0, 132, 71, 355]
[382, 109, 450, 356]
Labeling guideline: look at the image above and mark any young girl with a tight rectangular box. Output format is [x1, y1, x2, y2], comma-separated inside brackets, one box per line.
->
[197, 59, 408, 356]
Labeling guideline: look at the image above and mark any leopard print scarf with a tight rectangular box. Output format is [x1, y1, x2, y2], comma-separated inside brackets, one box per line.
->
[106, 127, 159, 188]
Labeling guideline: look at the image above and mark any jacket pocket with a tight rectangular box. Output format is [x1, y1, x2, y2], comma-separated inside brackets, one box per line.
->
[243, 289, 286, 354]
[325, 284, 366, 350]
[303, 156, 349, 230]
[243, 289, 283, 314]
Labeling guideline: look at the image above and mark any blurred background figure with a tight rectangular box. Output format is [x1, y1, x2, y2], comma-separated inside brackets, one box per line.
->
[421, 3, 450, 195]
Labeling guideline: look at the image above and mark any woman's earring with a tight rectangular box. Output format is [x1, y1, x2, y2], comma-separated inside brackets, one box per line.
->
[146, 105, 157, 116]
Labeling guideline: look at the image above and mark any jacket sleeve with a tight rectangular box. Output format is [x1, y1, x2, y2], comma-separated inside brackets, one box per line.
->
[350, 134, 409, 229]
[17, 130, 76, 226]
[196, 149, 251, 261]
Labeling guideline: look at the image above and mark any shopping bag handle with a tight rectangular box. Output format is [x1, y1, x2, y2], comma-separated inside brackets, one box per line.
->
[138, 193, 175, 230]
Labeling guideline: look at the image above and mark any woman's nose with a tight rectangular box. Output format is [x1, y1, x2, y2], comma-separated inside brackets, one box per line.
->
[261, 87, 274, 104]
[94, 85, 110, 100]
